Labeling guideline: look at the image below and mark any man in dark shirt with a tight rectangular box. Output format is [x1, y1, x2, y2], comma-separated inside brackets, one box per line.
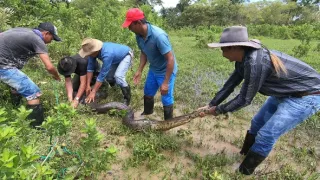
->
[198, 26, 320, 175]
[0, 22, 61, 127]
[58, 54, 99, 108]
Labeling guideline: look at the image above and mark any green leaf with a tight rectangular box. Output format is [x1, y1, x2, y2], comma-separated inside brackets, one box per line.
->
[4, 161, 13, 168]
[106, 146, 118, 154]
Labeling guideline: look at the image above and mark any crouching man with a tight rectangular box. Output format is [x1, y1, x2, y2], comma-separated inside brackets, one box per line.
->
[78, 38, 133, 105]
[0, 22, 61, 127]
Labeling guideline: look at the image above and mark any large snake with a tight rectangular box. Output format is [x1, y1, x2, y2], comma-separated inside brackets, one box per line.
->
[89, 102, 204, 131]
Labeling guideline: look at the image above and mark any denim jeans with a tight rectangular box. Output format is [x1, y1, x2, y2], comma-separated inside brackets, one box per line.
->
[0, 68, 41, 100]
[144, 70, 176, 106]
[106, 54, 131, 87]
[249, 95, 320, 157]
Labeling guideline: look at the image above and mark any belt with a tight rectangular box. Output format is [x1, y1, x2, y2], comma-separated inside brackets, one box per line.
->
[292, 91, 320, 98]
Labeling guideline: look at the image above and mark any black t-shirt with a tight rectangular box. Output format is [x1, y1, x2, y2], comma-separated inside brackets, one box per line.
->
[65, 54, 99, 77]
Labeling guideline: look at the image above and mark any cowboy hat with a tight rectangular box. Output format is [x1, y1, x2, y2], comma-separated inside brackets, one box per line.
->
[208, 26, 261, 49]
[78, 38, 103, 58]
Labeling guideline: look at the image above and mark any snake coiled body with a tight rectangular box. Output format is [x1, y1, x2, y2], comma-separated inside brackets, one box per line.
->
[90, 102, 201, 131]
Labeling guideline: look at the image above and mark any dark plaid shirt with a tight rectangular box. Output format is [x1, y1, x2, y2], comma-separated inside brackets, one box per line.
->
[210, 48, 320, 114]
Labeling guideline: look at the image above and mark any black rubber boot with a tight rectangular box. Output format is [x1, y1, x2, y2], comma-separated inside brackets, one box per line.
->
[141, 96, 154, 115]
[10, 93, 22, 107]
[120, 86, 131, 105]
[240, 130, 256, 155]
[163, 105, 173, 120]
[26, 104, 45, 128]
[238, 150, 266, 175]
[108, 81, 116, 87]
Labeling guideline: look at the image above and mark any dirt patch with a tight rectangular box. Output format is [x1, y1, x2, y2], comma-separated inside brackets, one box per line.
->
[96, 100, 318, 179]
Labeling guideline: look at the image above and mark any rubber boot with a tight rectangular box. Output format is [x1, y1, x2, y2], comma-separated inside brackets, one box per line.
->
[240, 130, 256, 155]
[163, 105, 173, 120]
[120, 86, 131, 105]
[141, 96, 154, 115]
[108, 80, 116, 87]
[26, 104, 45, 128]
[238, 150, 266, 175]
[10, 93, 22, 107]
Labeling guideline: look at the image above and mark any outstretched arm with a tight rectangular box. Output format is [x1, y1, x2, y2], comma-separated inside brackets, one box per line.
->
[39, 53, 61, 81]
[133, 51, 147, 85]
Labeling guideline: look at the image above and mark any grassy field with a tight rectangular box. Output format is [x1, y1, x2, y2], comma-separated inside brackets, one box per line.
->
[1, 33, 319, 179]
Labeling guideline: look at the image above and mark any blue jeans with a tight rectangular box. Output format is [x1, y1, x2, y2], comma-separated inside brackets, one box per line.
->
[144, 70, 176, 106]
[106, 54, 131, 87]
[249, 95, 320, 157]
[0, 68, 41, 100]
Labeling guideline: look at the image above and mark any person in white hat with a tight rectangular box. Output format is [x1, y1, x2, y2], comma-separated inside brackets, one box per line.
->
[198, 26, 320, 175]
[78, 38, 133, 105]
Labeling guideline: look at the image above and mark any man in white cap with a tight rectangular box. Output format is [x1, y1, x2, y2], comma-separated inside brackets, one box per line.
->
[78, 38, 133, 105]
[0, 22, 61, 127]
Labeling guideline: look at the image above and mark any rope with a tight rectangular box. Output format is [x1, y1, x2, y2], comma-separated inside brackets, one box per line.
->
[53, 81, 59, 105]
[38, 81, 82, 179]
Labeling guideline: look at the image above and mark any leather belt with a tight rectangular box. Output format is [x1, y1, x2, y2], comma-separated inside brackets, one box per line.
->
[293, 91, 320, 98]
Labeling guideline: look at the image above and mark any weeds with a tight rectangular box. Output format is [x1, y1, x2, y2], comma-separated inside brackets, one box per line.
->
[185, 150, 236, 179]
[125, 132, 181, 171]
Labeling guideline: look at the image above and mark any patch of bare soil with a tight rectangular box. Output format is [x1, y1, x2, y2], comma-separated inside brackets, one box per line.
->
[97, 102, 318, 179]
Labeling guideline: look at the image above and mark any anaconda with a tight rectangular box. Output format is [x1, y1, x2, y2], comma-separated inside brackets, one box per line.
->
[90, 102, 204, 131]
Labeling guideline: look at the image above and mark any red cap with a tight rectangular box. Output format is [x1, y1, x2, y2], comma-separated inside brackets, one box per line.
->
[122, 8, 145, 28]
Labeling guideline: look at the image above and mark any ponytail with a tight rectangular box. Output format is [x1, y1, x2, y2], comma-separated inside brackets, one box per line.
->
[252, 41, 288, 77]
[270, 53, 288, 77]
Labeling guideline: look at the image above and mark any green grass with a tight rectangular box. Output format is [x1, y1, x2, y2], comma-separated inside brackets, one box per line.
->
[0, 33, 319, 179]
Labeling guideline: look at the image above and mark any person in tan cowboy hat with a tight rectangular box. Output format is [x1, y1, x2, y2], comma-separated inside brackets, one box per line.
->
[198, 26, 320, 175]
[78, 38, 133, 105]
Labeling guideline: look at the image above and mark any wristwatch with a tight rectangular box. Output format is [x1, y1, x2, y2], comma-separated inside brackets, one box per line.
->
[75, 97, 80, 101]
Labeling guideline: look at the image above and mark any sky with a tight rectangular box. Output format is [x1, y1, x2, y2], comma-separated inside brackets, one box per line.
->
[161, 0, 181, 8]
[159, 0, 275, 8]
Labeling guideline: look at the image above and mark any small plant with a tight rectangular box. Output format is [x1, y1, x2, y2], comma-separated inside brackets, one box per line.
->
[0, 107, 55, 179]
[77, 118, 117, 178]
[185, 150, 234, 179]
[42, 103, 75, 138]
[292, 42, 311, 58]
[195, 30, 216, 48]
[126, 132, 181, 170]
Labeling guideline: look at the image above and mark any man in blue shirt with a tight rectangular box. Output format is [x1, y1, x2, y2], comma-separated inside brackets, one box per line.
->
[78, 38, 133, 105]
[122, 8, 178, 120]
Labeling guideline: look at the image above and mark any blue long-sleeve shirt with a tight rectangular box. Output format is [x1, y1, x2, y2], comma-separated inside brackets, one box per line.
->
[87, 42, 131, 82]
[210, 48, 320, 114]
